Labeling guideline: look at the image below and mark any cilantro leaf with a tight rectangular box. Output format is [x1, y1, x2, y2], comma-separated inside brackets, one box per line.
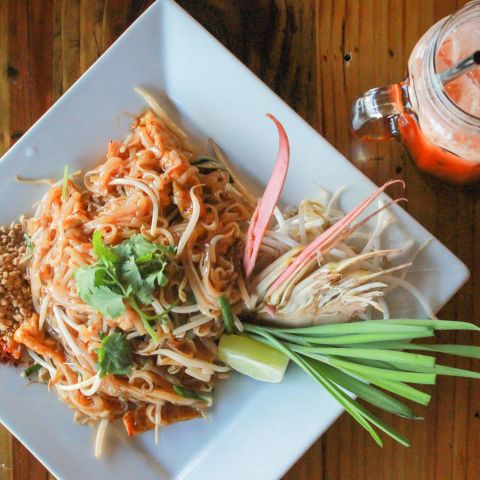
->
[135, 285, 155, 306]
[74, 232, 175, 341]
[92, 230, 119, 264]
[75, 266, 125, 317]
[136, 252, 154, 264]
[145, 269, 168, 289]
[75, 266, 99, 301]
[120, 256, 155, 304]
[75, 265, 111, 297]
[120, 256, 143, 287]
[111, 241, 132, 260]
[97, 332, 133, 378]
[120, 235, 158, 260]
[113, 235, 176, 262]
[85, 286, 126, 317]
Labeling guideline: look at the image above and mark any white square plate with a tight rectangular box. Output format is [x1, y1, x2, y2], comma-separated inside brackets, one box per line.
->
[0, 1, 469, 479]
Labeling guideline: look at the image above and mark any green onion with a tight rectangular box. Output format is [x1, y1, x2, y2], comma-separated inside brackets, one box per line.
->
[364, 376, 431, 406]
[172, 385, 204, 401]
[387, 363, 480, 379]
[296, 331, 435, 345]
[327, 356, 437, 384]
[22, 363, 41, 377]
[129, 297, 159, 344]
[61, 165, 69, 202]
[270, 321, 433, 336]
[289, 345, 436, 368]
[218, 295, 234, 334]
[239, 318, 480, 447]
[379, 319, 480, 331]
[354, 341, 480, 360]
[304, 358, 417, 419]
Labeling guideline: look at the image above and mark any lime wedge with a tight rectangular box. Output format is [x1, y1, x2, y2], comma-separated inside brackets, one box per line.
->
[218, 334, 289, 383]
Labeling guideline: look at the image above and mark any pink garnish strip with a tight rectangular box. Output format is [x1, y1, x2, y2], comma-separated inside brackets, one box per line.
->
[266, 179, 405, 296]
[243, 114, 290, 278]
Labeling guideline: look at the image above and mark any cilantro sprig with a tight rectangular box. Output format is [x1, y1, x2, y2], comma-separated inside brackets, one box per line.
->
[75, 232, 175, 342]
[97, 332, 133, 378]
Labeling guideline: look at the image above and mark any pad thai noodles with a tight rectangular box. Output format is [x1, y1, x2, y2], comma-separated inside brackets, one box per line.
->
[2, 93, 480, 454]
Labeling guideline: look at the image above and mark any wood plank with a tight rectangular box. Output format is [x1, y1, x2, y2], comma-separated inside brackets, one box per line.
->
[79, 0, 105, 72]
[0, 425, 13, 480]
[60, 0, 80, 92]
[7, 0, 31, 145]
[11, 438, 47, 480]
[0, 0, 10, 156]
[27, 0, 54, 121]
[102, 0, 132, 49]
[467, 191, 480, 480]
[1, 4, 13, 480]
[52, 0, 64, 102]
[6, 1, 53, 478]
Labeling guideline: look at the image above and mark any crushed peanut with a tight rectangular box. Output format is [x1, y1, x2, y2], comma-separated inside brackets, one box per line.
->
[0, 222, 33, 364]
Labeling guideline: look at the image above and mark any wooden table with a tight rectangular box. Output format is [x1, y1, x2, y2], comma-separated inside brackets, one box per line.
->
[1, 1, 478, 479]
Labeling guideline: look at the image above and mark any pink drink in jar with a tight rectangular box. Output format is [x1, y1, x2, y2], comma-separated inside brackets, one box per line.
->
[352, 1, 480, 185]
[437, 21, 480, 116]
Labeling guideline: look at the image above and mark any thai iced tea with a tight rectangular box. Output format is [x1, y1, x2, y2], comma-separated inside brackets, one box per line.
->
[402, 14, 480, 183]
[352, 1, 480, 185]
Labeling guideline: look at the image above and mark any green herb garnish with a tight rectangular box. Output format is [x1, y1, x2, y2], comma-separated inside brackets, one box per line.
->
[61, 165, 69, 202]
[74, 232, 175, 342]
[24, 233, 34, 252]
[172, 384, 205, 401]
[218, 295, 234, 334]
[22, 363, 41, 377]
[97, 332, 133, 378]
[239, 319, 480, 447]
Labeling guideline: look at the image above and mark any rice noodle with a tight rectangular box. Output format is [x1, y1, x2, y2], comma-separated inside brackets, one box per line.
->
[173, 314, 212, 336]
[28, 350, 56, 378]
[38, 294, 50, 330]
[56, 373, 100, 391]
[176, 185, 201, 256]
[16, 175, 55, 185]
[134, 87, 189, 140]
[155, 404, 161, 446]
[110, 178, 159, 235]
[94, 419, 109, 458]
[53, 306, 96, 371]
[152, 349, 230, 372]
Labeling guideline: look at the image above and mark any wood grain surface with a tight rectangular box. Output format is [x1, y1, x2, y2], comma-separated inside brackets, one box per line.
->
[0, 1, 478, 479]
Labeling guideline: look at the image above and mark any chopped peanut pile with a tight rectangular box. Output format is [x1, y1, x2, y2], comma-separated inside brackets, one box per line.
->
[0, 222, 33, 364]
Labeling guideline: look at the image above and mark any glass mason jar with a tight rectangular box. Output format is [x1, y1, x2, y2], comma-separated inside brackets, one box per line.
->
[352, 1, 480, 185]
